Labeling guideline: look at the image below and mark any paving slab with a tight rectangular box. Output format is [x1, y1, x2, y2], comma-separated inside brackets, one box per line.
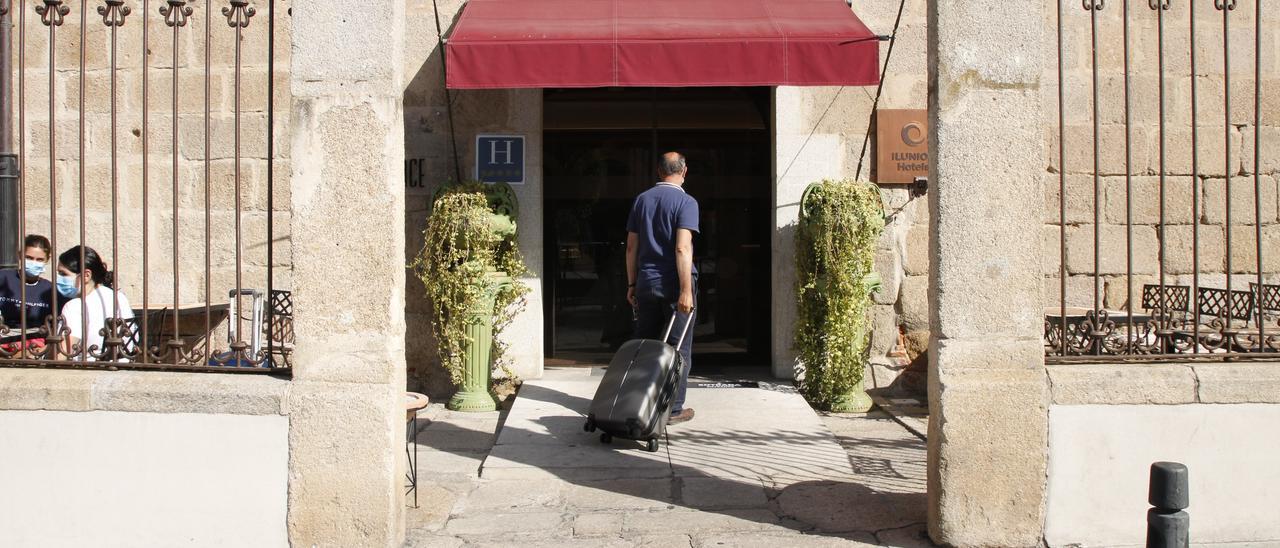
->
[484, 372, 672, 480]
[418, 403, 503, 423]
[692, 532, 879, 548]
[402, 531, 465, 548]
[405, 367, 933, 548]
[483, 443, 672, 478]
[415, 448, 488, 478]
[452, 479, 565, 513]
[667, 386, 859, 484]
[622, 508, 782, 534]
[630, 534, 696, 547]
[569, 512, 626, 536]
[821, 411, 929, 495]
[679, 476, 771, 510]
[868, 391, 929, 440]
[405, 482, 467, 532]
[873, 523, 934, 548]
[564, 478, 677, 510]
[414, 420, 500, 451]
[777, 480, 927, 533]
[465, 537, 633, 548]
[443, 511, 567, 536]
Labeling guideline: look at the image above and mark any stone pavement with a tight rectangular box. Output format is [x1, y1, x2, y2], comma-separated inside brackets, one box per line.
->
[406, 368, 931, 547]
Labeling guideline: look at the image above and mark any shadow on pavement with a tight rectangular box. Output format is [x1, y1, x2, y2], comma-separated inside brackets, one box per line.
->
[443, 372, 935, 546]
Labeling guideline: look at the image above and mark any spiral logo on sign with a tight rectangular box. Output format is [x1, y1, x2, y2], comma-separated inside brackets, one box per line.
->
[901, 122, 925, 147]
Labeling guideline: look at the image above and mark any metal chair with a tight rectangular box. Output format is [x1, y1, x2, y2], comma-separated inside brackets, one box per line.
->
[1250, 282, 1280, 323]
[1141, 284, 1191, 322]
[267, 289, 294, 368]
[1196, 287, 1256, 324]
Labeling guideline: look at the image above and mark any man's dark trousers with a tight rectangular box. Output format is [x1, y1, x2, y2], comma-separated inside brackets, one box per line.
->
[633, 282, 695, 414]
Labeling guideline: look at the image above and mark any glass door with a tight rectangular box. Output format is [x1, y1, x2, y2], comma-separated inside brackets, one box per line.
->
[543, 131, 652, 362]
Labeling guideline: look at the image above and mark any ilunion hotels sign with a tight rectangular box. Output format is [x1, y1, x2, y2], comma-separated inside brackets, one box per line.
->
[876, 109, 928, 184]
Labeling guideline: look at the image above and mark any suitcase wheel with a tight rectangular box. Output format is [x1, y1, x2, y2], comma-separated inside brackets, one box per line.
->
[600, 433, 613, 444]
[646, 438, 660, 453]
[583, 420, 596, 433]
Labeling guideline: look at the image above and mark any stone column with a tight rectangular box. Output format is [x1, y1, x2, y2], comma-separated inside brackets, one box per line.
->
[287, 1, 407, 545]
[926, 0, 1049, 546]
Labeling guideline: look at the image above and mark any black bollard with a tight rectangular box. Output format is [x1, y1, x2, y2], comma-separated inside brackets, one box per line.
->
[1147, 461, 1189, 548]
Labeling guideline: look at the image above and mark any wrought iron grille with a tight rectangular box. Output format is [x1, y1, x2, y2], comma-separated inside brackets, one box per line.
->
[0, 0, 289, 373]
[1047, 0, 1278, 361]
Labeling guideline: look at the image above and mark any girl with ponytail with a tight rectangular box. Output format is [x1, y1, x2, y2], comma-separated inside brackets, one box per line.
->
[56, 246, 134, 360]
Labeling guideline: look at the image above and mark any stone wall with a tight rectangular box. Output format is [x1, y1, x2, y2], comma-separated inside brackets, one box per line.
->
[1044, 363, 1280, 546]
[1, 1, 412, 545]
[885, 0, 1279, 393]
[0, 405, 289, 546]
[1044, 1, 1280, 309]
[398, 0, 933, 392]
[772, 0, 931, 386]
[926, 0, 1051, 544]
[868, 0, 1280, 386]
[8, 0, 292, 307]
[402, 0, 544, 397]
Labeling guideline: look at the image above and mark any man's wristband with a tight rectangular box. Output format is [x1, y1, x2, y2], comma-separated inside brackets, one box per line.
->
[627, 283, 636, 288]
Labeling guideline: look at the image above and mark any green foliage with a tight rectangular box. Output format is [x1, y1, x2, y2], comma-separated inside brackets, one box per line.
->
[411, 183, 530, 387]
[794, 179, 885, 408]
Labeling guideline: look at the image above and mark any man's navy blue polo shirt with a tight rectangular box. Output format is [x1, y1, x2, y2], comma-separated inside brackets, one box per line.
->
[626, 182, 700, 298]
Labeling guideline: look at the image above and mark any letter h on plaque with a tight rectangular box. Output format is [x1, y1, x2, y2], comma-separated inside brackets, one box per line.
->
[476, 135, 525, 185]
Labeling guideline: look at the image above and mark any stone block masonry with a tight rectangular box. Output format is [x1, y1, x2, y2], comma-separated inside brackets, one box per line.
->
[1044, 2, 1280, 311]
[926, 0, 1050, 544]
[399, 0, 933, 392]
[9, 0, 292, 305]
[287, 0, 409, 544]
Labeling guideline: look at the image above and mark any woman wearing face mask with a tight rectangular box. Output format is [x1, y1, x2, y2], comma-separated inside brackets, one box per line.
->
[56, 246, 134, 360]
[0, 235, 57, 352]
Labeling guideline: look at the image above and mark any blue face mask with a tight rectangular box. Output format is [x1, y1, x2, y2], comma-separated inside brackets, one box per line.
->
[23, 260, 46, 278]
[56, 274, 79, 299]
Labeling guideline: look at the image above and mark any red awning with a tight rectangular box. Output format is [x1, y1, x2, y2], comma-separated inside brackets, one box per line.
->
[445, 0, 881, 89]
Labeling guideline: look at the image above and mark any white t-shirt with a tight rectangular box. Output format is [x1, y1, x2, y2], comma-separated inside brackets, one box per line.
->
[61, 286, 135, 361]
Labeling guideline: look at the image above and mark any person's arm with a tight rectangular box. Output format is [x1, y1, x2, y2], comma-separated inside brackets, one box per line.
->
[58, 300, 79, 359]
[626, 232, 639, 307]
[675, 228, 694, 314]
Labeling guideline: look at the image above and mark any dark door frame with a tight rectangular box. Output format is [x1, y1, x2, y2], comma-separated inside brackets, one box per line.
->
[542, 87, 774, 366]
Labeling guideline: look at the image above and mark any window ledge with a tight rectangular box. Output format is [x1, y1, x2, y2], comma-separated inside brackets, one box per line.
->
[0, 368, 289, 415]
[1048, 362, 1280, 406]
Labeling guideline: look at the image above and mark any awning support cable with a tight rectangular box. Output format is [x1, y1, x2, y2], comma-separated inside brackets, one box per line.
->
[432, 0, 463, 183]
[854, 0, 907, 182]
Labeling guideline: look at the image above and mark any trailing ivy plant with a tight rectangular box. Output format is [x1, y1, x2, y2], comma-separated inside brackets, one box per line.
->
[794, 179, 886, 408]
[411, 182, 530, 388]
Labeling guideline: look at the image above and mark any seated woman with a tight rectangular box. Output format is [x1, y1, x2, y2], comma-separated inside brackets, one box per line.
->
[0, 235, 56, 352]
[55, 246, 135, 360]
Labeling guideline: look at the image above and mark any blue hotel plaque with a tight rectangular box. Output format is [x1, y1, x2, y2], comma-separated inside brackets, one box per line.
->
[475, 135, 525, 184]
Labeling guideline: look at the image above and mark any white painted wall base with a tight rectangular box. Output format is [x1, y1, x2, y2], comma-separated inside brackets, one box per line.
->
[1046, 404, 1280, 547]
[0, 410, 288, 548]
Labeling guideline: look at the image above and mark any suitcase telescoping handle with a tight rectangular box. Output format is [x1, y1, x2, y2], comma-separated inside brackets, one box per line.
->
[661, 307, 696, 349]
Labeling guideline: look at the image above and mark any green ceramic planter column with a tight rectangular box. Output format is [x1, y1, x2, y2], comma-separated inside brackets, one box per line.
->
[448, 270, 511, 412]
[829, 378, 873, 413]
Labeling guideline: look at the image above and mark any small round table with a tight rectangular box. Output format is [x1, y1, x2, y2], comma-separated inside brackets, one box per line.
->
[404, 392, 430, 508]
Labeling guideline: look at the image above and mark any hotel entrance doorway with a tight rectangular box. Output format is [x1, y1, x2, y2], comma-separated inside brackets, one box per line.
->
[543, 87, 772, 368]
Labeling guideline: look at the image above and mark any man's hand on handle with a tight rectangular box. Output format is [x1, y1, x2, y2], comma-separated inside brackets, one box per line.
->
[677, 290, 694, 314]
[627, 286, 637, 308]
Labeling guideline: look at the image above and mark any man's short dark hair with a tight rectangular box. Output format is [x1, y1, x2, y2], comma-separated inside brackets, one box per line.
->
[23, 234, 50, 254]
[658, 152, 686, 178]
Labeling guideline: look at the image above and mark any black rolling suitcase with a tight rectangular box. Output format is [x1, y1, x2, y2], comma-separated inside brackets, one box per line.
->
[583, 310, 692, 452]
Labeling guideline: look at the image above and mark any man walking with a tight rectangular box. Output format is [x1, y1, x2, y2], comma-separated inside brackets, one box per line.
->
[626, 152, 698, 425]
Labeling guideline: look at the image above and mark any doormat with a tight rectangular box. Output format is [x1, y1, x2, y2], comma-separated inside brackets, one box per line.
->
[689, 381, 760, 389]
